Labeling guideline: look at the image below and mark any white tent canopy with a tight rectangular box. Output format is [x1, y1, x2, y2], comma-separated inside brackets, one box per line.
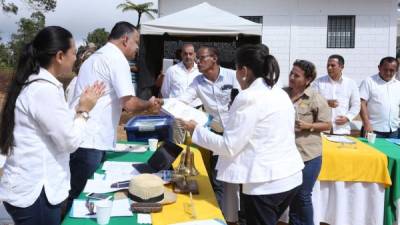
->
[141, 2, 262, 36]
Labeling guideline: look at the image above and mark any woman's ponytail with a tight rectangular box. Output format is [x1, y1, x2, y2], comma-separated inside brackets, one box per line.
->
[263, 54, 280, 87]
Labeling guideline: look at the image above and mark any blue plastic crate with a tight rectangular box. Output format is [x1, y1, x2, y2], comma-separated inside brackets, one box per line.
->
[124, 115, 173, 142]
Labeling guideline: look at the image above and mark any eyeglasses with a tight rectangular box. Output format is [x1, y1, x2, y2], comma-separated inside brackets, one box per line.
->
[196, 55, 211, 62]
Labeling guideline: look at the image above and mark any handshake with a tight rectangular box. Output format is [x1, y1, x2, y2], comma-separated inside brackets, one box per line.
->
[147, 97, 164, 114]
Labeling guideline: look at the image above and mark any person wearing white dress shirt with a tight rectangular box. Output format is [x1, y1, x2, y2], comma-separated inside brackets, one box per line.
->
[312, 55, 360, 135]
[359, 57, 400, 138]
[177, 46, 241, 224]
[67, 22, 161, 211]
[0, 26, 104, 225]
[161, 44, 201, 143]
[182, 44, 304, 225]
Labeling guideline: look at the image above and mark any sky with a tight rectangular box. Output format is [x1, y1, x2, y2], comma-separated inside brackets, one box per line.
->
[0, 0, 158, 46]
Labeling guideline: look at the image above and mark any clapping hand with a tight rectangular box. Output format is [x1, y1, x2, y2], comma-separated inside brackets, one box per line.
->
[77, 81, 105, 112]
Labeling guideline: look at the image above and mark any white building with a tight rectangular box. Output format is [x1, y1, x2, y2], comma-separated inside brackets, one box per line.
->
[157, 0, 398, 86]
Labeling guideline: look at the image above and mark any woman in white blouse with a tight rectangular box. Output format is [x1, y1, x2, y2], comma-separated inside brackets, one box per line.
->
[182, 44, 304, 225]
[0, 26, 104, 225]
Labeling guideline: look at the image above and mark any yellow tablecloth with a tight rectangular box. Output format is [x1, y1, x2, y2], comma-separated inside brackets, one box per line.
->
[152, 147, 225, 225]
[318, 136, 392, 187]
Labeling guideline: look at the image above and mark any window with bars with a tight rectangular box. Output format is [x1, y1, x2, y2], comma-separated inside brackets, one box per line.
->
[327, 16, 355, 48]
[240, 16, 263, 24]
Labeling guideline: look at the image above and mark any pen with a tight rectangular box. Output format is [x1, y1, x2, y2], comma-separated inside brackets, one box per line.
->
[110, 180, 130, 188]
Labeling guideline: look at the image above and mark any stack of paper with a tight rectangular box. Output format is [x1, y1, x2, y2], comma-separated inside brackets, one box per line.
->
[162, 98, 210, 126]
[113, 143, 148, 152]
[324, 134, 355, 144]
[70, 199, 132, 218]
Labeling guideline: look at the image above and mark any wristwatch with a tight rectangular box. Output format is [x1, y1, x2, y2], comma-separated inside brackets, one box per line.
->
[77, 111, 90, 120]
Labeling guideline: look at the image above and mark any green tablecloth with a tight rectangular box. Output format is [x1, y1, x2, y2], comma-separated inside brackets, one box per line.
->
[360, 138, 400, 225]
[62, 142, 153, 225]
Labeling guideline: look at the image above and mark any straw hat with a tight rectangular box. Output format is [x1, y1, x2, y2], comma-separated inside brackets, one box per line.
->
[128, 174, 176, 205]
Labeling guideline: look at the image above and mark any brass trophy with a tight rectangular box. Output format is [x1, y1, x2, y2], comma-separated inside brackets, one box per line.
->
[172, 131, 199, 194]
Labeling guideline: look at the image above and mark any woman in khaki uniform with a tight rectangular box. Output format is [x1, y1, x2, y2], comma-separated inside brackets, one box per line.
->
[284, 60, 332, 225]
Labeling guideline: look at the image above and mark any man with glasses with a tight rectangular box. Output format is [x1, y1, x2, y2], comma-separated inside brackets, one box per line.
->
[161, 44, 202, 143]
[178, 46, 240, 224]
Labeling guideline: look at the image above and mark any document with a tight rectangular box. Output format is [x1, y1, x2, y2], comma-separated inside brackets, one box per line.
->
[324, 134, 355, 144]
[83, 179, 126, 193]
[112, 143, 148, 152]
[162, 98, 210, 126]
[70, 199, 132, 218]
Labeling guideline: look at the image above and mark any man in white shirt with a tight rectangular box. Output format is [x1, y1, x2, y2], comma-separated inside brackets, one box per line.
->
[312, 54, 360, 134]
[161, 44, 202, 143]
[178, 46, 240, 223]
[359, 57, 400, 138]
[67, 22, 161, 210]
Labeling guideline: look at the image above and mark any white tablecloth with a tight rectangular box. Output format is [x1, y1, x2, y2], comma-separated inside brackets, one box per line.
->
[280, 181, 385, 225]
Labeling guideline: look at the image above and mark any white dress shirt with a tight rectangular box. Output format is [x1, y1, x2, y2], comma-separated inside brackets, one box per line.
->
[359, 74, 400, 132]
[178, 67, 240, 132]
[312, 75, 360, 134]
[192, 78, 304, 195]
[0, 68, 88, 207]
[161, 62, 202, 107]
[70, 42, 135, 150]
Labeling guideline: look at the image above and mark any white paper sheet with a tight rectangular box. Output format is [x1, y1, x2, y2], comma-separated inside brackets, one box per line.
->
[102, 161, 140, 172]
[70, 199, 132, 218]
[112, 143, 148, 153]
[83, 179, 126, 193]
[324, 134, 355, 144]
[137, 213, 152, 224]
[162, 98, 210, 126]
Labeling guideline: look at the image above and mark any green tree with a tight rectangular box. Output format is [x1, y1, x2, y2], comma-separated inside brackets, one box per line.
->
[86, 28, 109, 48]
[1, 0, 56, 14]
[117, 1, 157, 27]
[0, 37, 12, 68]
[8, 11, 45, 66]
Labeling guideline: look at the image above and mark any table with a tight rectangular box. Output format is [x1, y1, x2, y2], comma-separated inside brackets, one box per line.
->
[62, 143, 225, 225]
[361, 138, 400, 225]
[281, 137, 391, 225]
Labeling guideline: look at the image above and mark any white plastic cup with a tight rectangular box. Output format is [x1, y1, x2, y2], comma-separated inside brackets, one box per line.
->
[95, 200, 112, 225]
[367, 132, 377, 144]
[148, 138, 158, 151]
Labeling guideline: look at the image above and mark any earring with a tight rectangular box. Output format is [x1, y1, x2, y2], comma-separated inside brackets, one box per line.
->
[242, 77, 246, 81]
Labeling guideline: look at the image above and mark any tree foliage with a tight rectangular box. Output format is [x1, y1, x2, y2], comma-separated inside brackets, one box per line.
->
[1, 0, 56, 14]
[117, 1, 157, 27]
[8, 11, 45, 66]
[86, 28, 109, 48]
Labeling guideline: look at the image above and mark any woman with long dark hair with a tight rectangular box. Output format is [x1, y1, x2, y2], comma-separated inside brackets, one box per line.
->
[181, 44, 304, 225]
[0, 26, 104, 225]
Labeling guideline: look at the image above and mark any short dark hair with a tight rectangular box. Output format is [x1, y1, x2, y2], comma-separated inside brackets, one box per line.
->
[199, 46, 220, 64]
[109, 21, 137, 40]
[293, 60, 317, 85]
[379, 56, 399, 68]
[328, 54, 345, 66]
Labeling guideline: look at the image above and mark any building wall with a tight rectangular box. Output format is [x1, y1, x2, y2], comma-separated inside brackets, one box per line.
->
[159, 0, 398, 86]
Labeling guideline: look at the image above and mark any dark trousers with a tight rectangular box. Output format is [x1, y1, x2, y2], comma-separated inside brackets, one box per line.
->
[360, 127, 399, 138]
[289, 156, 322, 225]
[242, 186, 300, 225]
[66, 147, 105, 211]
[4, 189, 61, 225]
[211, 155, 224, 208]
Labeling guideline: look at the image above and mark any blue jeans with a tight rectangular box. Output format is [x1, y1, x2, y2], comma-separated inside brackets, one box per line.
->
[4, 189, 61, 225]
[289, 156, 322, 225]
[243, 186, 300, 225]
[66, 147, 105, 211]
